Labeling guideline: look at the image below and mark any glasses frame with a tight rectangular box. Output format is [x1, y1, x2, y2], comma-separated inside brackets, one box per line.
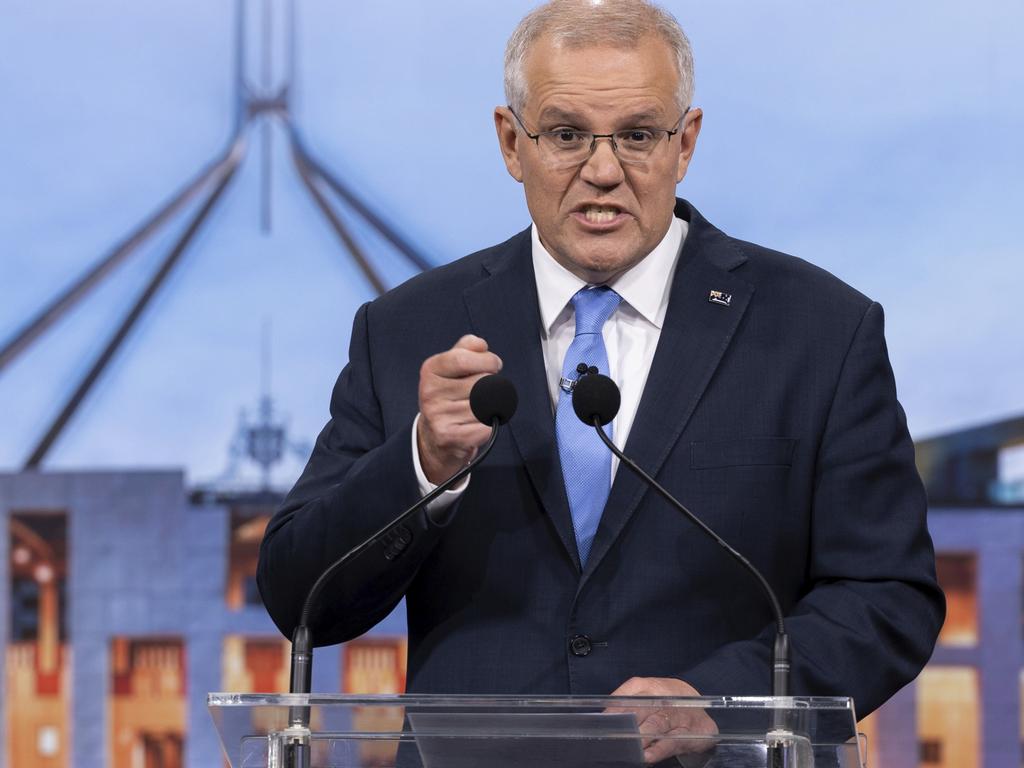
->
[508, 107, 690, 167]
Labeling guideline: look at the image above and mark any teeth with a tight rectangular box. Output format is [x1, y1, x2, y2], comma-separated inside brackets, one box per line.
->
[583, 206, 620, 223]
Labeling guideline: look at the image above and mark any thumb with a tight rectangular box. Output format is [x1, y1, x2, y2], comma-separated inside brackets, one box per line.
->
[454, 334, 489, 352]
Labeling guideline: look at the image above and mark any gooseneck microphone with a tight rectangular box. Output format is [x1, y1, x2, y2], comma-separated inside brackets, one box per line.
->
[571, 373, 790, 699]
[283, 374, 518, 768]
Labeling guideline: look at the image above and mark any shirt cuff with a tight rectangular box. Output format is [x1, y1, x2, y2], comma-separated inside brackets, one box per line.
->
[411, 413, 469, 513]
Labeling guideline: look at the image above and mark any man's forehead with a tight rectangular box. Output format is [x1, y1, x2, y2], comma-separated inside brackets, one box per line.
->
[521, 34, 680, 118]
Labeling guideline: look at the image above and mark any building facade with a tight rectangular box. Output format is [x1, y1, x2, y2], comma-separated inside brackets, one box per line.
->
[0, 471, 405, 768]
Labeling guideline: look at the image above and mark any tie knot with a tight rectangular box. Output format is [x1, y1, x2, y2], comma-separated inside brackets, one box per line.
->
[571, 286, 621, 337]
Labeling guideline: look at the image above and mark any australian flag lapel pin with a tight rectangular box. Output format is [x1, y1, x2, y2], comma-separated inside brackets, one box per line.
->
[708, 289, 732, 307]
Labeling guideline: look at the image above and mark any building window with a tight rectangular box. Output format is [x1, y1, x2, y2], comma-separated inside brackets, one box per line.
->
[935, 553, 978, 647]
[226, 509, 271, 609]
[222, 635, 289, 694]
[343, 638, 408, 767]
[342, 637, 408, 695]
[993, 442, 1024, 503]
[7, 512, 69, 768]
[920, 739, 942, 763]
[916, 666, 979, 768]
[109, 637, 186, 768]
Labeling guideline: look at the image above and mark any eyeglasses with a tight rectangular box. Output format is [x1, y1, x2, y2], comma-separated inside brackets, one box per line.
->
[508, 107, 687, 169]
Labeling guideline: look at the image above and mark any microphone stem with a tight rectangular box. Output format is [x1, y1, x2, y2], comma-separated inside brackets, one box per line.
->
[288, 419, 502, 694]
[591, 420, 790, 697]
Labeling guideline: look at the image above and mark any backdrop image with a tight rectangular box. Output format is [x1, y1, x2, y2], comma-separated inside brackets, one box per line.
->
[1, 1, 1021, 766]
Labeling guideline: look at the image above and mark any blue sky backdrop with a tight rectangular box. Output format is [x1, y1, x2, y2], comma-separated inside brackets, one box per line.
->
[1, 0, 1021, 487]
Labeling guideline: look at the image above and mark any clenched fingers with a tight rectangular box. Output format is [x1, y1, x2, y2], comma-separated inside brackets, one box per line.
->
[417, 335, 503, 483]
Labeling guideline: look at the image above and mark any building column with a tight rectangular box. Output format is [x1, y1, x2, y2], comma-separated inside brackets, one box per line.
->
[978, 515, 1022, 766]
[873, 679, 918, 768]
[186, 632, 225, 767]
[71, 634, 107, 768]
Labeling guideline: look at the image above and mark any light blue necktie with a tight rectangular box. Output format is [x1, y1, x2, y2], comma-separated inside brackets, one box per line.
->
[556, 286, 621, 567]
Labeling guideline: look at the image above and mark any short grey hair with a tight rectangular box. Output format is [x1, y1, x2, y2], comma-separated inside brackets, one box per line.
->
[504, 0, 695, 114]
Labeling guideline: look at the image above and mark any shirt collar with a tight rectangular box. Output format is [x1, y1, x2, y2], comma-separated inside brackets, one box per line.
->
[531, 215, 687, 336]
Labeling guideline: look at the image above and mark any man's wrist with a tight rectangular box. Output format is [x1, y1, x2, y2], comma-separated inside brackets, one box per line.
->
[412, 414, 469, 504]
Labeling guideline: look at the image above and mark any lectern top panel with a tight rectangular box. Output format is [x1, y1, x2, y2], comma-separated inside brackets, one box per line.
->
[207, 693, 863, 768]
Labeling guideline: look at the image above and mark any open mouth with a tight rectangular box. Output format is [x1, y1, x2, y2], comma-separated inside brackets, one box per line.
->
[574, 204, 629, 226]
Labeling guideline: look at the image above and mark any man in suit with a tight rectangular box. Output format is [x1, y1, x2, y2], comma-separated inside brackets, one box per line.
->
[258, 0, 943, 760]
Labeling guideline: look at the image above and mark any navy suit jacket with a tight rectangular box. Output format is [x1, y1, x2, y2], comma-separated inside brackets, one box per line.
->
[258, 199, 944, 716]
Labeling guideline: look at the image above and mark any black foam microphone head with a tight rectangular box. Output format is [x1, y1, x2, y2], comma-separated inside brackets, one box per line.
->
[572, 373, 621, 427]
[470, 374, 518, 425]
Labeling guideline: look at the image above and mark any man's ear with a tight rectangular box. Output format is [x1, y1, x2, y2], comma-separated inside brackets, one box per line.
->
[675, 107, 703, 183]
[494, 107, 524, 182]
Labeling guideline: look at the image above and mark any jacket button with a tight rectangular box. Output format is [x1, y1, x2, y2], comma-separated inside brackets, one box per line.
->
[569, 635, 592, 657]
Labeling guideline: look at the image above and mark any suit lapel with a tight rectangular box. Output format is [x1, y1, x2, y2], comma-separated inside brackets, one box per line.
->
[462, 231, 581, 569]
[581, 202, 754, 581]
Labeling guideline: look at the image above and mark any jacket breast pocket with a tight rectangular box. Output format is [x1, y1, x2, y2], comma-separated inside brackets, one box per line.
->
[689, 437, 797, 469]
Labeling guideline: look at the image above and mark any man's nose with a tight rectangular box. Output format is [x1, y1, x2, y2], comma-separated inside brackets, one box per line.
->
[579, 137, 625, 188]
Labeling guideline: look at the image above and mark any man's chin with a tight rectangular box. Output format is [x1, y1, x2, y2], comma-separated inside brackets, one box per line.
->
[564, 241, 644, 281]
[565, 255, 641, 284]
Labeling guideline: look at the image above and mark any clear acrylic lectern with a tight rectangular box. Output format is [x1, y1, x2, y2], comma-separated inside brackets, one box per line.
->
[208, 693, 865, 768]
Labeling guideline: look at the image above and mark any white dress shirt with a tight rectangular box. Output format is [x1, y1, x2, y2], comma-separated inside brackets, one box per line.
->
[532, 216, 686, 478]
[413, 215, 687, 500]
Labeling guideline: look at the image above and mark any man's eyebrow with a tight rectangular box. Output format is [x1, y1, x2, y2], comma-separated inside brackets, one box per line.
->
[536, 107, 669, 127]
[536, 107, 585, 125]
[619, 111, 667, 125]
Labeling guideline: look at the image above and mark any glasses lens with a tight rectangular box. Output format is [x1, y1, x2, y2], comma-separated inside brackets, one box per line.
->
[538, 131, 590, 167]
[613, 130, 660, 163]
[536, 129, 665, 168]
